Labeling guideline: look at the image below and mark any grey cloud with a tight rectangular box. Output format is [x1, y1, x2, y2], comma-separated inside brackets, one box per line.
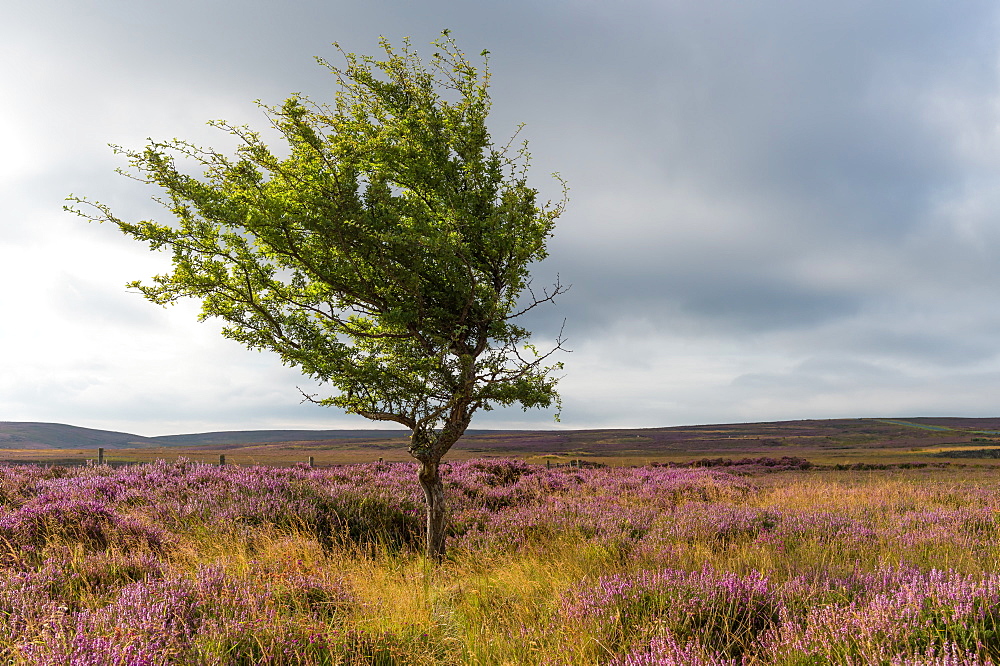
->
[733, 356, 904, 393]
[675, 278, 859, 331]
[507, 3, 1000, 344]
[839, 328, 1000, 367]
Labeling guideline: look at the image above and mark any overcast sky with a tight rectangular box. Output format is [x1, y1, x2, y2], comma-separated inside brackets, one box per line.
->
[3, 0, 1000, 435]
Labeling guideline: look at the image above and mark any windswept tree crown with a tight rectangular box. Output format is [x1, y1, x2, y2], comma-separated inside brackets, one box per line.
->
[68, 32, 568, 446]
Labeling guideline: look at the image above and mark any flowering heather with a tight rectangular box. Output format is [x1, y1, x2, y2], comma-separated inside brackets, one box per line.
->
[0, 459, 999, 663]
[563, 567, 778, 658]
[569, 566, 1000, 663]
[0, 497, 169, 567]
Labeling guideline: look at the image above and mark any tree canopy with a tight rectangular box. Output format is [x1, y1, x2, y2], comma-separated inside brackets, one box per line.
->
[67, 31, 567, 558]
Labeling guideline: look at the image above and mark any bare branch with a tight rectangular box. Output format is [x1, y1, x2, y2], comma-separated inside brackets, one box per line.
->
[506, 275, 570, 320]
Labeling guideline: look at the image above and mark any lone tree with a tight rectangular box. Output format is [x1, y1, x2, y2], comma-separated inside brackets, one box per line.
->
[67, 32, 567, 560]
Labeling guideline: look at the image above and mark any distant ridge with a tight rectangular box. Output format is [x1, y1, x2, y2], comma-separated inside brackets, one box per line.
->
[151, 429, 410, 446]
[4, 417, 1000, 450]
[0, 422, 410, 449]
[0, 422, 157, 449]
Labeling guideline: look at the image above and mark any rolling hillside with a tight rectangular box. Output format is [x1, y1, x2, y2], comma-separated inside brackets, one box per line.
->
[151, 429, 410, 446]
[0, 422, 157, 449]
[0, 422, 410, 449]
[4, 417, 1000, 452]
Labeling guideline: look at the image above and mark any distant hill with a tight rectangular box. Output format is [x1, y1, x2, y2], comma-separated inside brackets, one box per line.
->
[0, 422, 410, 449]
[151, 429, 410, 446]
[0, 422, 158, 449]
[4, 417, 1000, 451]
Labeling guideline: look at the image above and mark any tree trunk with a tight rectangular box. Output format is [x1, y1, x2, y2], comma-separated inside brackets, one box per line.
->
[410, 409, 473, 561]
[417, 458, 446, 561]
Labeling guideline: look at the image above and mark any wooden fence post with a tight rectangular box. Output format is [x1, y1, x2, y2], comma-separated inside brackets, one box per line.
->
[308, 456, 314, 468]
[219, 454, 226, 466]
[98, 448, 104, 465]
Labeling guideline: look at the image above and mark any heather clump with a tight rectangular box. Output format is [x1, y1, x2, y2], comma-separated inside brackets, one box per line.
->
[0, 465, 49, 505]
[611, 634, 740, 666]
[21, 563, 360, 665]
[0, 497, 169, 567]
[637, 503, 781, 546]
[446, 464, 758, 554]
[567, 466, 758, 506]
[0, 566, 71, 654]
[203, 474, 422, 553]
[450, 496, 648, 553]
[35, 460, 424, 553]
[445, 459, 541, 510]
[564, 566, 1000, 664]
[762, 568, 1000, 662]
[563, 568, 780, 659]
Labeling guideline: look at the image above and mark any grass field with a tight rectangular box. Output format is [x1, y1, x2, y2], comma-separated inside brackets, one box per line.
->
[2, 457, 1000, 664]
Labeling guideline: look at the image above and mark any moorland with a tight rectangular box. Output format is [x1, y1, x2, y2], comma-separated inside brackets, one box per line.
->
[4, 416, 1000, 467]
[1, 457, 999, 663]
[3, 418, 1000, 663]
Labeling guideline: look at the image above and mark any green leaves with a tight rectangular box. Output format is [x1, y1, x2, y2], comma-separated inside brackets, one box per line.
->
[67, 31, 567, 459]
